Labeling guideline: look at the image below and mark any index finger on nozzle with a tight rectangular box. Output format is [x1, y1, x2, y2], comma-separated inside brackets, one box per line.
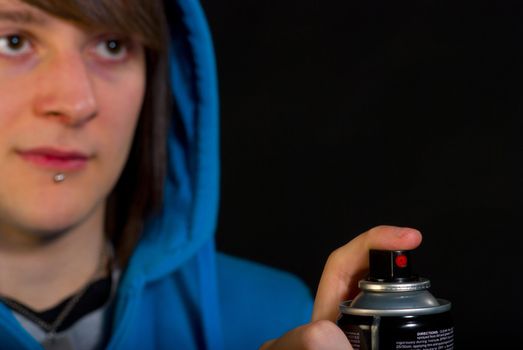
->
[364, 225, 422, 251]
[312, 226, 422, 322]
[328, 226, 422, 278]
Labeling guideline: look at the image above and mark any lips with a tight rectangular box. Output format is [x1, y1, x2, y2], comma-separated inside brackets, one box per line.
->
[17, 147, 91, 171]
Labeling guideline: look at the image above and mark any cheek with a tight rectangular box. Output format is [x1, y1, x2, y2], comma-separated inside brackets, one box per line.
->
[0, 72, 34, 140]
[95, 71, 145, 174]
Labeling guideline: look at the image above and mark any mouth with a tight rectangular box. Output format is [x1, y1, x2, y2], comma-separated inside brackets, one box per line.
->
[16, 147, 91, 171]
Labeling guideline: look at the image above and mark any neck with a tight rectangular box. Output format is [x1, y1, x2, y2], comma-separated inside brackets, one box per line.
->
[0, 206, 106, 311]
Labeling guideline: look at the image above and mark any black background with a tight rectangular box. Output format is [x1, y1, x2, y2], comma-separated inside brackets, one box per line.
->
[201, 0, 522, 347]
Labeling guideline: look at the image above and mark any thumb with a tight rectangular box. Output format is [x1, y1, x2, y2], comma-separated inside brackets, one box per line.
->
[260, 320, 353, 350]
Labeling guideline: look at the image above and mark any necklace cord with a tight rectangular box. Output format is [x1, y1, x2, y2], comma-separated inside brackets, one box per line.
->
[0, 242, 113, 337]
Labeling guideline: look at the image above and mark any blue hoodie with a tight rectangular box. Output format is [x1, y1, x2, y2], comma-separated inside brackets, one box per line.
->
[0, 0, 313, 348]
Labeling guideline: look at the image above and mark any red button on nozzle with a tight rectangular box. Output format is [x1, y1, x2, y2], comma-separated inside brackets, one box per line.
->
[395, 254, 408, 268]
[368, 250, 416, 282]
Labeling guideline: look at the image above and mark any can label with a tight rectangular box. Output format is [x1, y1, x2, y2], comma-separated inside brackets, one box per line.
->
[395, 328, 454, 349]
[338, 312, 454, 350]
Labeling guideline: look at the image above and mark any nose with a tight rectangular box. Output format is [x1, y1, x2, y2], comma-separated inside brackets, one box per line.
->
[33, 51, 98, 127]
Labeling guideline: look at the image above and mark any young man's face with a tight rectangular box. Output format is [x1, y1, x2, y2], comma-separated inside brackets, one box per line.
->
[0, 0, 146, 239]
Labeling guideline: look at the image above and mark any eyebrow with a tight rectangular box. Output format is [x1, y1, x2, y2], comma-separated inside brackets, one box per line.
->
[0, 10, 47, 25]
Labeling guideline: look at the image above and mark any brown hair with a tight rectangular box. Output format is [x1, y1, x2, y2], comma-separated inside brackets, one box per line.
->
[22, 0, 171, 266]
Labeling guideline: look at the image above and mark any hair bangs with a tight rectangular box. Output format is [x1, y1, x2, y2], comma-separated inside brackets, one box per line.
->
[22, 0, 165, 50]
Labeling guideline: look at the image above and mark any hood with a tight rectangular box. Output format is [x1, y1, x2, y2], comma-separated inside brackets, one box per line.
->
[120, 0, 220, 289]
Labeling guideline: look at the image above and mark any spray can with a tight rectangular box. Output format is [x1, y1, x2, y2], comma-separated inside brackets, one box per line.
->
[337, 249, 453, 349]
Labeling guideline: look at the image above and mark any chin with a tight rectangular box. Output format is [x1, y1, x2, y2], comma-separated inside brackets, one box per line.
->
[0, 167, 109, 242]
[19, 213, 86, 240]
[6, 196, 105, 243]
[29, 215, 84, 236]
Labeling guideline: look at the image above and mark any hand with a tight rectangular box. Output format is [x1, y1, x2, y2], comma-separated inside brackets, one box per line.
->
[260, 225, 422, 350]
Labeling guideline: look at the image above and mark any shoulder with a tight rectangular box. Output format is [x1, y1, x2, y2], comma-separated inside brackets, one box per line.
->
[216, 253, 313, 349]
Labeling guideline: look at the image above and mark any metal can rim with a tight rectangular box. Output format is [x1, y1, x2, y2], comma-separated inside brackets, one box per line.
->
[339, 298, 452, 317]
[358, 278, 431, 292]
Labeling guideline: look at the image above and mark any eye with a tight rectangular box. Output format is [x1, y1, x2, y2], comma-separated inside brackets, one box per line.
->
[94, 39, 128, 61]
[0, 34, 32, 57]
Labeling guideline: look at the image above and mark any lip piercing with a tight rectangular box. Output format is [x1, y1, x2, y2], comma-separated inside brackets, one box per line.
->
[53, 173, 65, 183]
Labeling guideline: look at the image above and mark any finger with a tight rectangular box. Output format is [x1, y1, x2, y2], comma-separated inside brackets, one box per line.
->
[312, 225, 422, 322]
[259, 320, 353, 350]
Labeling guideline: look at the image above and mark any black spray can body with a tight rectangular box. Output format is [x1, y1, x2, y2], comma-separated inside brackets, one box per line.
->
[337, 250, 454, 350]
